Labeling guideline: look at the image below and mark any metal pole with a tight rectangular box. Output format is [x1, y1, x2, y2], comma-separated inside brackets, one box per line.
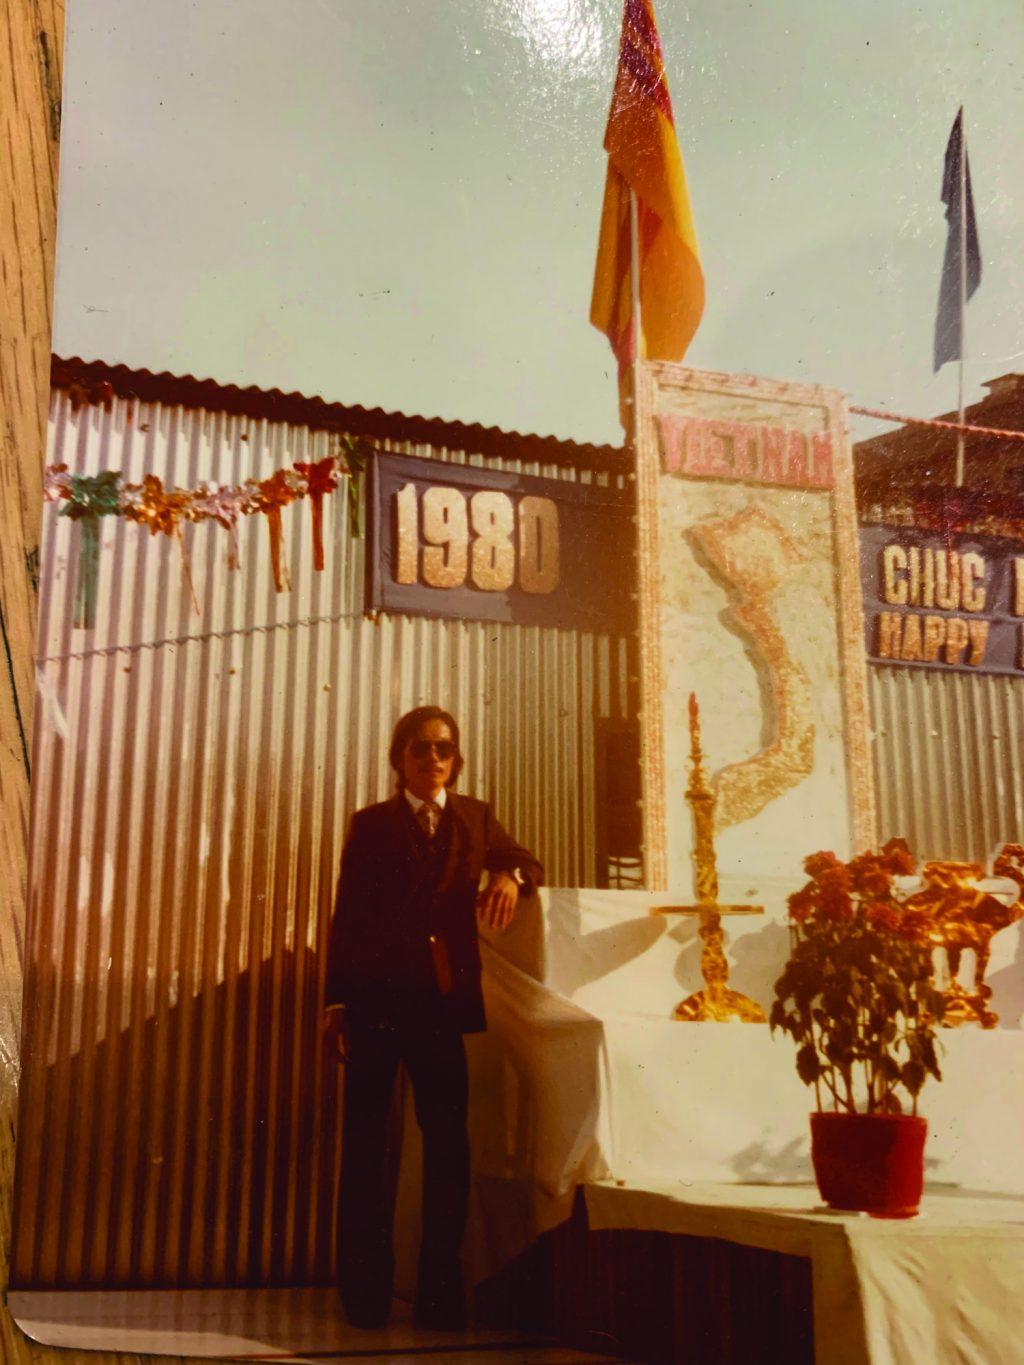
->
[955, 109, 967, 488]
[629, 186, 642, 435]
[627, 183, 669, 888]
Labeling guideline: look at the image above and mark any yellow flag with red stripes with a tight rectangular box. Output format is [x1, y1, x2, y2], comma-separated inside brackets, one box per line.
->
[590, 0, 704, 383]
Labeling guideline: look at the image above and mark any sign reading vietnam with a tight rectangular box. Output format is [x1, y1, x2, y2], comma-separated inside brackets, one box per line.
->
[634, 364, 874, 889]
[367, 450, 633, 632]
[657, 412, 835, 489]
[861, 526, 1024, 676]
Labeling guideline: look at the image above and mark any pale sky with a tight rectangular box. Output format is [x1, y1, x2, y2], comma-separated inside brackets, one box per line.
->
[53, 0, 1024, 448]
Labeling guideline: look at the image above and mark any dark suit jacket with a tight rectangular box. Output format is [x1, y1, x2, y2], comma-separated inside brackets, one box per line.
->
[325, 790, 543, 1033]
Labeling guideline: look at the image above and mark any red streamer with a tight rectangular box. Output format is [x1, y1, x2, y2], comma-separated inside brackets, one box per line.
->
[256, 469, 298, 593]
[294, 457, 339, 572]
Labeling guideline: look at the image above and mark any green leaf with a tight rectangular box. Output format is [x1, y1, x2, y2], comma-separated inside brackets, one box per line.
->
[879, 1055, 901, 1082]
[796, 1044, 821, 1086]
[901, 1060, 926, 1096]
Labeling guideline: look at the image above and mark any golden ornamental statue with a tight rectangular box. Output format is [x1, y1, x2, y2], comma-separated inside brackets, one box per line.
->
[653, 694, 766, 1023]
[902, 847, 1024, 1028]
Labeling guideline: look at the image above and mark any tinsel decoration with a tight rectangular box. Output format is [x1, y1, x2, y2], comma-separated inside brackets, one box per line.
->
[912, 487, 1024, 545]
[338, 435, 370, 538]
[255, 468, 302, 592]
[58, 469, 122, 629]
[189, 481, 259, 570]
[293, 456, 340, 571]
[122, 474, 201, 614]
[43, 433, 378, 621]
[863, 486, 1024, 546]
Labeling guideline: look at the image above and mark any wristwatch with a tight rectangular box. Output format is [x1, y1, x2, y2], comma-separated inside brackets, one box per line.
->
[511, 867, 526, 889]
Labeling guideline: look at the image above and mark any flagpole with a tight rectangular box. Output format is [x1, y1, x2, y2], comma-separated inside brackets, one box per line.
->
[625, 184, 649, 873]
[629, 186, 642, 445]
[956, 109, 967, 488]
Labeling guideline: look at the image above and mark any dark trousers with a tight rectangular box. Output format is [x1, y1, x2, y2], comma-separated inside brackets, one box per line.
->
[337, 1013, 470, 1322]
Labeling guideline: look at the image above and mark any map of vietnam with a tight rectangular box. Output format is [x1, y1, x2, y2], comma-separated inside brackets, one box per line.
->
[687, 504, 817, 831]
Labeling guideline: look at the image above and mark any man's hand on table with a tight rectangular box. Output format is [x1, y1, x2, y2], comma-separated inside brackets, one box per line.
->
[477, 870, 519, 932]
[323, 1007, 349, 1063]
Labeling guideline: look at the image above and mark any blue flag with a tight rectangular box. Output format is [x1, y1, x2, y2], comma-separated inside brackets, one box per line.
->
[933, 107, 981, 371]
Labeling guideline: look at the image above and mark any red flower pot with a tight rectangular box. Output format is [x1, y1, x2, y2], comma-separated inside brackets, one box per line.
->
[810, 1112, 927, 1218]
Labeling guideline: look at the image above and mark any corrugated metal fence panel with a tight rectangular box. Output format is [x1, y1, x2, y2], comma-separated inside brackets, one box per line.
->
[869, 664, 1024, 862]
[15, 390, 635, 1289]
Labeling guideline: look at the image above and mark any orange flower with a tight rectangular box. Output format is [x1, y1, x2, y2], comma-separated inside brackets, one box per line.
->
[894, 909, 933, 941]
[866, 902, 901, 933]
[880, 838, 915, 876]
[788, 886, 815, 923]
[804, 851, 841, 879]
[852, 863, 892, 899]
[817, 867, 853, 921]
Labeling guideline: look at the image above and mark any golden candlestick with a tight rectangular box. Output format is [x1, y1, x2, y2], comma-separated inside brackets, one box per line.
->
[652, 694, 767, 1023]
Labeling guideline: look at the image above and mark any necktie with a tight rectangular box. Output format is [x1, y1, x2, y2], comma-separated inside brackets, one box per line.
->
[417, 799, 440, 839]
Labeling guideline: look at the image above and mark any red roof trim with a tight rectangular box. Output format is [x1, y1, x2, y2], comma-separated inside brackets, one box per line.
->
[50, 356, 630, 475]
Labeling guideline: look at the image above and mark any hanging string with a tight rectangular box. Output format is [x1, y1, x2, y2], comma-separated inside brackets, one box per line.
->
[850, 405, 1024, 442]
[37, 607, 356, 665]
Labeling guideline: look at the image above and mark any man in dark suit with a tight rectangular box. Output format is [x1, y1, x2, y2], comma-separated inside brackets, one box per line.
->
[324, 705, 542, 1331]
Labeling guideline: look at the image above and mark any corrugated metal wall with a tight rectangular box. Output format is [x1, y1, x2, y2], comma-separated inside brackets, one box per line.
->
[22, 382, 1019, 1290]
[869, 664, 1024, 863]
[14, 388, 634, 1288]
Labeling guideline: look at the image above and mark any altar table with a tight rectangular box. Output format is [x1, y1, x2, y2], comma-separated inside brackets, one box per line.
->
[581, 1180, 1024, 1365]
[431, 887, 1024, 1362]
[470, 887, 1024, 1202]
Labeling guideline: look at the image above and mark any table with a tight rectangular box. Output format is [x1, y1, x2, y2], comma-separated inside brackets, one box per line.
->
[437, 887, 1024, 1362]
[583, 1180, 1024, 1365]
[470, 888, 1024, 1200]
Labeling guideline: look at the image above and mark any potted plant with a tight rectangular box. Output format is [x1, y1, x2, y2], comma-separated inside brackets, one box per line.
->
[770, 839, 946, 1218]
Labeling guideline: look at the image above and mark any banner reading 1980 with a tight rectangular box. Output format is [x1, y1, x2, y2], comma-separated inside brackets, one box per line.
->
[366, 450, 634, 632]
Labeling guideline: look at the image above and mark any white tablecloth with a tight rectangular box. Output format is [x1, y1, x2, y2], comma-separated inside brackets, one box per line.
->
[398, 886, 1024, 1362]
[584, 1180, 1024, 1365]
[474, 887, 1024, 1198]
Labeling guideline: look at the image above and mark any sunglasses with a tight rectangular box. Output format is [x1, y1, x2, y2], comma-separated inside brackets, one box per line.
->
[409, 739, 457, 760]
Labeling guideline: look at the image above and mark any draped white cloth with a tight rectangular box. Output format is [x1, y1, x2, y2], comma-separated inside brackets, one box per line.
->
[584, 1181, 1024, 1365]
[391, 886, 1024, 1362]
[476, 886, 1024, 1196]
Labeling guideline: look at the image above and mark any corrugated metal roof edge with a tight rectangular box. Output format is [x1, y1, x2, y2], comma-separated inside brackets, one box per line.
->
[50, 355, 630, 474]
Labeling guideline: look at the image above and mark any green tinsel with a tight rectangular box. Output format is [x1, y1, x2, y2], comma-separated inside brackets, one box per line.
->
[59, 471, 122, 629]
[337, 436, 371, 539]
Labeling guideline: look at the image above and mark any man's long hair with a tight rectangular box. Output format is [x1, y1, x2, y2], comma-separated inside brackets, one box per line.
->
[389, 706, 464, 789]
